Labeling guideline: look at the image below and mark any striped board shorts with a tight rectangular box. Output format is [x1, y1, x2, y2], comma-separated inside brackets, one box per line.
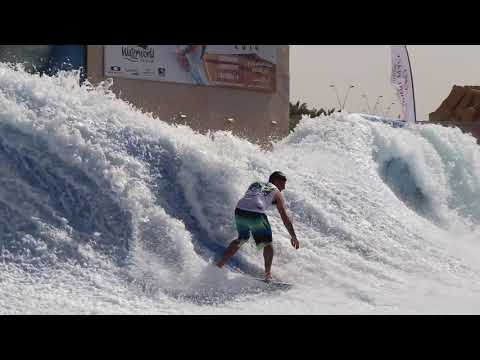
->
[234, 208, 273, 250]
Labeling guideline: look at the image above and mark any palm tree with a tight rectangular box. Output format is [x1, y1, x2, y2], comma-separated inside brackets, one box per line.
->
[289, 101, 337, 132]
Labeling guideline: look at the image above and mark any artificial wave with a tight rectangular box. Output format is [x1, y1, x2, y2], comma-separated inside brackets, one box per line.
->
[1, 64, 480, 314]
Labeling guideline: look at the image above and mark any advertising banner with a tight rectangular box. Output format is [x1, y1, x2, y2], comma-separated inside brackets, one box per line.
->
[390, 45, 416, 124]
[104, 45, 277, 92]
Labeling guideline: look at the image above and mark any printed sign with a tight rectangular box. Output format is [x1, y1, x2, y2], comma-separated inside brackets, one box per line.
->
[104, 45, 277, 92]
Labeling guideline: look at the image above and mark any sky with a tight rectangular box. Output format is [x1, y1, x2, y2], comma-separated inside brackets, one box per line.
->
[290, 45, 480, 122]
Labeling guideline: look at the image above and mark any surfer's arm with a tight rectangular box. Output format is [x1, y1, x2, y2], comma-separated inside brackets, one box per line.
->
[274, 192, 299, 249]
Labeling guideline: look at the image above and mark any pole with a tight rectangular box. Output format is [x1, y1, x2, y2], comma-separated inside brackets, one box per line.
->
[372, 96, 383, 115]
[361, 94, 372, 114]
[342, 85, 355, 110]
[329, 84, 342, 109]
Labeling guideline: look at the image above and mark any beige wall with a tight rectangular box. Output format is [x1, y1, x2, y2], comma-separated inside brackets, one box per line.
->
[87, 46, 289, 146]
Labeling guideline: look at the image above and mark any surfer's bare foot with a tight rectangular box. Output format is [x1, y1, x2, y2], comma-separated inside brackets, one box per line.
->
[264, 272, 272, 283]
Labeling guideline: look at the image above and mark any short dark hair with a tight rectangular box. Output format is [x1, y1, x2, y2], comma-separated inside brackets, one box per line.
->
[269, 171, 287, 183]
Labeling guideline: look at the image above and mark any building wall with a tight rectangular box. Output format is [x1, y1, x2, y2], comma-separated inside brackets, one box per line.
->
[86, 45, 289, 145]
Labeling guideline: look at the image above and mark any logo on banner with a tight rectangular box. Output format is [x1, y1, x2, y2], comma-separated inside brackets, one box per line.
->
[234, 45, 260, 51]
[392, 55, 409, 106]
[121, 45, 155, 63]
[142, 68, 155, 77]
[125, 67, 140, 76]
[158, 67, 166, 76]
[110, 66, 121, 72]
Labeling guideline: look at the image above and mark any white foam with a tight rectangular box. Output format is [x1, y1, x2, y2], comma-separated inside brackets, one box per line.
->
[0, 65, 480, 314]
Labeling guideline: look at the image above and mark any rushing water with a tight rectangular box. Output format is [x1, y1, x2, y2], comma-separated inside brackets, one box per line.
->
[0, 64, 479, 314]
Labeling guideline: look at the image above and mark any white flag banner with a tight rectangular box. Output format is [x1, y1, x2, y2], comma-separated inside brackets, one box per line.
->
[390, 45, 416, 124]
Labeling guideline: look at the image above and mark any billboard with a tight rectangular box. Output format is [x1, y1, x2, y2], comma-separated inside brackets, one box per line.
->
[104, 45, 277, 92]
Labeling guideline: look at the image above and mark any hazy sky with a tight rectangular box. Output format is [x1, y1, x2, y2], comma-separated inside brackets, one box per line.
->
[290, 45, 480, 121]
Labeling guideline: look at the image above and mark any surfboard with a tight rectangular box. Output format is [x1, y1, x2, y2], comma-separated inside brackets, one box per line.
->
[248, 276, 293, 290]
[219, 263, 293, 290]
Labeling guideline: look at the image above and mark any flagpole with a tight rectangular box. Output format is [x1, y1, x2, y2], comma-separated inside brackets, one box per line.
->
[404, 45, 417, 123]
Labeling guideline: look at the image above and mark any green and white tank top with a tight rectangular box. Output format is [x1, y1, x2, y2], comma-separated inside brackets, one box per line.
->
[236, 182, 279, 214]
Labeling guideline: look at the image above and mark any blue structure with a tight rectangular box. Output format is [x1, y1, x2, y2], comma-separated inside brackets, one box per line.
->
[356, 113, 407, 128]
[48, 45, 86, 73]
[0, 45, 86, 80]
[44, 45, 87, 81]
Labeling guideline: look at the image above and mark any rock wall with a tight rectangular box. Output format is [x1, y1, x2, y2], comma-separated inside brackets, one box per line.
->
[429, 85, 480, 143]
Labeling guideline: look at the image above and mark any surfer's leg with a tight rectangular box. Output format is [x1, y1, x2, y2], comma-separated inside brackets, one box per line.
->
[249, 213, 274, 279]
[217, 209, 251, 268]
[217, 239, 241, 268]
[263, 244, 273, 278]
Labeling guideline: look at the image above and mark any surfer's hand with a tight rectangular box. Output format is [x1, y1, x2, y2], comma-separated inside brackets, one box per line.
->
[291, 236, 299, 249]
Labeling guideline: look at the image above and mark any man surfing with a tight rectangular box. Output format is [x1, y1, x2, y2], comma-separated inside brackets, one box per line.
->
[217, 171, 299, 282]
